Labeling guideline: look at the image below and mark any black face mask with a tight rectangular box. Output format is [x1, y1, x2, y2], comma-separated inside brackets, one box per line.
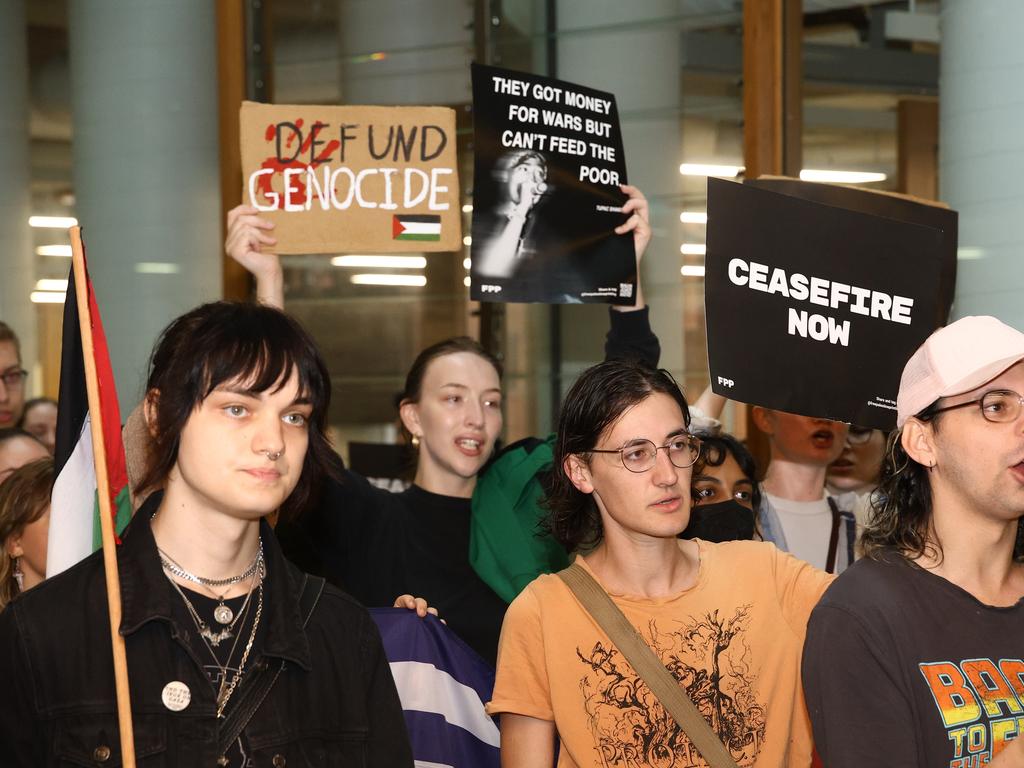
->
[681, 500, 755, 543]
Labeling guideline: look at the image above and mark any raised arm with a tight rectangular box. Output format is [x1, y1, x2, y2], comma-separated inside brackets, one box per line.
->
[605, 184, 659, 367]
[225, 204, 284, 309]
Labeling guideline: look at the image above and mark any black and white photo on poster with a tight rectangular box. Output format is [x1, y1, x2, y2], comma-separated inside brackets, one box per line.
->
[705, 178, 956, 431]
[470, 63, 636, 304]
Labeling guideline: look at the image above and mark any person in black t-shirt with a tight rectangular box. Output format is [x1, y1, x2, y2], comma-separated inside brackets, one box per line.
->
[803, 315, 1024, 768]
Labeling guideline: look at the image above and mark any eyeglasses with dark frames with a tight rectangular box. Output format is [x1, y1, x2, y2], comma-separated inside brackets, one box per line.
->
[0, 369, 27, 391]
[929, 389, 1024, 424]
[590, 435, 702, 474]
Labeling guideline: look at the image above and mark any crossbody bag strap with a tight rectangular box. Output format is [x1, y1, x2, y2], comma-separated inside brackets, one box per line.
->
[825, 497, 842, 574]
[216, 574, 326, 758]
[557, 564, 739, 768]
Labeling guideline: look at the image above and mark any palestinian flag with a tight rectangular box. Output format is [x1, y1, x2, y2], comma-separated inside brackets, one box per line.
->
[393, 214, 441, 241]
[47, 247, 131, 578]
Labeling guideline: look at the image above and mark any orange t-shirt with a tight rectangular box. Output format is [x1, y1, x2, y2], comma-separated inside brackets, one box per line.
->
[488, 540, 835, 768]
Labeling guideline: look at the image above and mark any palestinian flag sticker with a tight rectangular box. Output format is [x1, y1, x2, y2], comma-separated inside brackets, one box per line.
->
[393, 214, 442, 241]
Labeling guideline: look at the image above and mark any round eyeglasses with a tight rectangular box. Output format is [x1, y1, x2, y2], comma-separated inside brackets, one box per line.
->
[590, 435, 702, 473]
[929, 389, 1024, 423]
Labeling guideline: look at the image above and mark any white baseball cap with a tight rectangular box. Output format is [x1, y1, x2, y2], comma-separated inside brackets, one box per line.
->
[896, 316, 1024, 427]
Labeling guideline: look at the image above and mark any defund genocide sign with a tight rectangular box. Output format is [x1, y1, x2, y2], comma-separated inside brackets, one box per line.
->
[240, 101, 461, 254]
[469, 63, 636, 305]
[705, 178, 957, 430]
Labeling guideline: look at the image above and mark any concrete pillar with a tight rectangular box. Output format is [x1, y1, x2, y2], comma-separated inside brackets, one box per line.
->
[940, 0, 1024, 326]
[555, 0, 684, 386]
[68, 0, 222, 410]
[0, 0, 36, 379]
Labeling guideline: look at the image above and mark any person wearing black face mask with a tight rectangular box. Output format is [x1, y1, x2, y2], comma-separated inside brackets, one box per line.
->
[681, 433, 760, 543]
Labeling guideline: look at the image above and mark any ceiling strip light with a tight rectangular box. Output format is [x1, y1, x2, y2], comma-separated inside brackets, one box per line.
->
[350, 273, 427, 287]
[799, 169, 887, 184]
[679, 164, 743, 178]
[29, 215, 78, 228]
[681, 265, 706, 278]
[331, 255, 426, 269]
[36, 244, 72, 257]
[30, 291, 67, 304]
[680, 211, 708, 224]
[680, 243, 707, 256]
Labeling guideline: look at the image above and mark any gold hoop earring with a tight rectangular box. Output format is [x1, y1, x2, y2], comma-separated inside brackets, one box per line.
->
[411, 434, 420, 447]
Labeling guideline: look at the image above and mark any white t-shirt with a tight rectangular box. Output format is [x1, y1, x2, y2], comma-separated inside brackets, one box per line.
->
[765, 491, 833, 571]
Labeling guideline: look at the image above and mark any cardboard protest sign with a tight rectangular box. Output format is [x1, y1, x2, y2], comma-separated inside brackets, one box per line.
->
[469, 64, 636, 305]
[705, 178, 956, 430]
[240, 101, 461, 254]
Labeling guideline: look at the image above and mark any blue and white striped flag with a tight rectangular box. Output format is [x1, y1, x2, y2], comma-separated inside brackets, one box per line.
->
[370, 608, 501, 768]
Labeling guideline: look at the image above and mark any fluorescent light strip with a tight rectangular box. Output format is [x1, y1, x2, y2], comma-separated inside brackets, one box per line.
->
[800, 169, 887, 184]
[680, 211, 708, 224]
[463, 276, 471, 287]
[35, 278, 68, 292]
[36, 244, 72, 257]
[681, 265, 706, 278]
[679, 164, 743, 178]
[331, 255, 426, 269]
[29, 215, 78, 228]
[463, 236, 472, 246]
[136, 262, 181, 274]
[463, 258, 471, 270]
[30, 291, 66, 304]
[350, 273, 427, 287]
[462, 204, 474, 213]
[680, 243, 706, 256]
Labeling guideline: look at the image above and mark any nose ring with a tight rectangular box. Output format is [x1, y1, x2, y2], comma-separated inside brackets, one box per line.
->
[264, 450, 282, 461]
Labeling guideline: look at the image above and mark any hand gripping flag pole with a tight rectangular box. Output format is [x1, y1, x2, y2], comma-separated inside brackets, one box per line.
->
[68, 226, 137, 767]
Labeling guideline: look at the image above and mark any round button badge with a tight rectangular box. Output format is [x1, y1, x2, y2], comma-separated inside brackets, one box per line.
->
[161, 681, 191, 712]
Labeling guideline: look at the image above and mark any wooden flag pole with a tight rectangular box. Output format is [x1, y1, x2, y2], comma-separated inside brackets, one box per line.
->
[69, 226, 137, 768]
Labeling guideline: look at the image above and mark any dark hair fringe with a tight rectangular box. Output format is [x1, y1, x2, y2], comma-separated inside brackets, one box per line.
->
[136, 302, 341, 521]
[542, 360, 691, 553]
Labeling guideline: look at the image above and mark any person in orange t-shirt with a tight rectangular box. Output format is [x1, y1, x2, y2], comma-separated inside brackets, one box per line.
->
[488, 361, 835, 768]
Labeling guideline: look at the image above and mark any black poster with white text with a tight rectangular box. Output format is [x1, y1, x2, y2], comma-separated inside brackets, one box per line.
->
[705, 178, 956, 430]
[470, 63, 636, 305]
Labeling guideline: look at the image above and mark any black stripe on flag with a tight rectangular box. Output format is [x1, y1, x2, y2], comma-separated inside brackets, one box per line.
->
[54, 267, 88, 478]
[396, 214, 442, 224]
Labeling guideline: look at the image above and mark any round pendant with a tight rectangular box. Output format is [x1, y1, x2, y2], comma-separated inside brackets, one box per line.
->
[214, 603, 234, 625]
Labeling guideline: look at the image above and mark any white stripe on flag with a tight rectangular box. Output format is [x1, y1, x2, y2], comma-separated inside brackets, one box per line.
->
[415, 762, 455, 768]
[400, 221, 441, 235]
[47, 415, 98, 577]
[390, 661, 501, 747]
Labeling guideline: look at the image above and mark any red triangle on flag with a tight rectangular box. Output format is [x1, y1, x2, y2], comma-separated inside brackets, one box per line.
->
[392, 216, 407, 239]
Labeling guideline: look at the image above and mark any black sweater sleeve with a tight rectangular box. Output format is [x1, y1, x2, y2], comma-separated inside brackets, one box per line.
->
[604, 306, 660, 368]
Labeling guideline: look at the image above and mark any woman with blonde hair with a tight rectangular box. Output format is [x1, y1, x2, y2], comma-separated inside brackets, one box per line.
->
[0, 457, 53, 610]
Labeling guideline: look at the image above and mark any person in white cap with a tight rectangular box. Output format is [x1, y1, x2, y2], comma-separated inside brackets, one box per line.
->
[802, 315, 1024, 768]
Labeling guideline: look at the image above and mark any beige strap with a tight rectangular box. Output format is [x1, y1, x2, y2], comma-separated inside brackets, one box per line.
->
[558, 563, 739, 768]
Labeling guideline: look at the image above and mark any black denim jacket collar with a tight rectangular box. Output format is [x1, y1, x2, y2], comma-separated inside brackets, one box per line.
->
[117, 492, 313, 671]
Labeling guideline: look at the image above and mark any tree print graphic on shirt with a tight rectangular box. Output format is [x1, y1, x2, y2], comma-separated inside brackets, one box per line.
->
[576, 605, 765, 767]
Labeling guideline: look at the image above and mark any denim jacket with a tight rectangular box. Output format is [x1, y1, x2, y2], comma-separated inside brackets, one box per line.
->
[0, 493, 413, 767]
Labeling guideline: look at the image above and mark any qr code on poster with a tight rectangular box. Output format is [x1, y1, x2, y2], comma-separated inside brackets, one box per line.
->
[619, 283, 633, 298]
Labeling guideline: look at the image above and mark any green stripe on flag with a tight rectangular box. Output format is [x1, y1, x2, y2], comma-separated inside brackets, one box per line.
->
[91, 485, 134, 550]
[395, 233, 441, 241]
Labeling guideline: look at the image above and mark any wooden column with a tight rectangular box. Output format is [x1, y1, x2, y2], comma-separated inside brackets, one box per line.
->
[898, 99, 939, 200]
[217, 0, 249, 301]
[741, 0, 803, 474]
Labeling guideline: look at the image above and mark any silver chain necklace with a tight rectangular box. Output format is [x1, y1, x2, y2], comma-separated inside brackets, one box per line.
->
[167, 562, 263, 647]
[159, 543, 263, 625]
